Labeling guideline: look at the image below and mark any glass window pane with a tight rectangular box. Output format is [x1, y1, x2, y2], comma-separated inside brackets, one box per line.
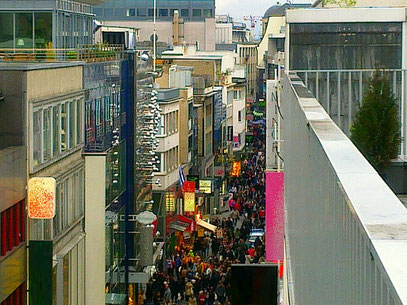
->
[43, 108, 51, 162]
[203, 9, 212, 18]
[61, 103, 67, 152]
[15, 13, 33, 49]
[76, 100, 81, 145]
[137, 8, 146, 16]
[52, 105, 60, 157]
[34, 12, 52, 48]
[192, 9, 201, 17]
[0, 13, 14, 48]
[181, 9, 189, 17]
[69, 101, 75, 148]
[33, 110, 42, 167]
[159, 9, 168, 17]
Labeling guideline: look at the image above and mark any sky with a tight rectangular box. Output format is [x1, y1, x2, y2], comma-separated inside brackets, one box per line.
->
[215, 0, 313, 18]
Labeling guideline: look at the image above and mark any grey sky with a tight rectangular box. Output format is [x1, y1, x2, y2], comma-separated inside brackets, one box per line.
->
[216, 0, 313, 18]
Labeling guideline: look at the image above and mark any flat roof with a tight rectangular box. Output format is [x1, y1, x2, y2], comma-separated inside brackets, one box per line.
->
[0, 61, 84, 71]
[287, 7, 407, 23]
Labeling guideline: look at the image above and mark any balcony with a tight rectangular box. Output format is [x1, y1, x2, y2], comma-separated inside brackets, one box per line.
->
[157, 88, 180, 102]
[0, 45, 125, 63]
[192, 75, 214, 95]
[282, 72, 407, 304]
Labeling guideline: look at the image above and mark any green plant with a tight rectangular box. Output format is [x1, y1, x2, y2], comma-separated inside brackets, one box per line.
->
[66, 51, 78, 60]
[350, 70, 401, 173]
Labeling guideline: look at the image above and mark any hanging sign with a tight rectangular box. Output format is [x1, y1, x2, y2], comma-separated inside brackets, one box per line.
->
[28, 177, 56, 219]
[165, 193, 175, 212]
[199, 179, 213, 194]
[184, 192, 195, 212]
[231, 161, 241, 177]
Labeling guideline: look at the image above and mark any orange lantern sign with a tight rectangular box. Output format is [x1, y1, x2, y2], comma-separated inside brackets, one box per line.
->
[184, 192, 195, 212]
[231, 161, 241, 177]
[28, 177, 56, 219]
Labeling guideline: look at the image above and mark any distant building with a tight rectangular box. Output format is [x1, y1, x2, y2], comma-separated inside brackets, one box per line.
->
[95, 0, 216, 50]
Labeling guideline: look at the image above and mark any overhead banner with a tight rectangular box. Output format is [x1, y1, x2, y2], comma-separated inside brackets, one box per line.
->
[28, 177, 56, 219]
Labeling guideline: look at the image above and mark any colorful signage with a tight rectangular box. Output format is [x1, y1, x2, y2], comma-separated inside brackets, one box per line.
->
[184, 192, 196, 212]
[184, 181, 196, 193]
[265, 171, 284, 261]
[165, 193, 175, 212]
[199, 179, 213, 194]
[28, 177, 56, 219]
[231, 161, 241, 177]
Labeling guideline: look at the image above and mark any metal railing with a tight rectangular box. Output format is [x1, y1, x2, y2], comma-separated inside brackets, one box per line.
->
[282, 72, 407, 305]
[0, 45, 125, 63]
[293, 69, 407, 157]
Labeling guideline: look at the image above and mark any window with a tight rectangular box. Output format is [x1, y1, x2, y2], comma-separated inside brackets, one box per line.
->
[238, 110, 242, 122]
[234, 89, 242, 100]
[76, 100, 82, 146]
[61, 103, 67, 153]
[43, 107, 51, 162]
[35, 12, 52, 48]
[52, 105, 60, 157]
[0, 13, 14, 48]
[33, 110, 42, 167]
[203, 9, 212, 18]
[192, 9, 201, 17]
[148, 8, 155, 17]
[227, 91, 233, 105]
[0, 201, 25, 257]
[126, 9, 135, 17]
[181, 9, 189, 17]
[159, 9, 168, 17]
[68, 101, 75, 149]
[137, 8, 147, 16]
[15, 13, 33, 49]
[157, 116, 165, 136]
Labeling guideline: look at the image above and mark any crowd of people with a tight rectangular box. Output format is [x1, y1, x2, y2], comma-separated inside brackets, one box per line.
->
[140, 124, 266, 305]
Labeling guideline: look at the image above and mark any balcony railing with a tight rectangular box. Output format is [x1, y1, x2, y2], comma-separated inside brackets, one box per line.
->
[293, 69, 407, 157]
[0, 45, 125, 63]
[282, 72, 407, 305]
[192, 75, 214, 95]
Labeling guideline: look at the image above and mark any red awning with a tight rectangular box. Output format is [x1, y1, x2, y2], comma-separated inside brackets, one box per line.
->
[166, 215, 196, 234]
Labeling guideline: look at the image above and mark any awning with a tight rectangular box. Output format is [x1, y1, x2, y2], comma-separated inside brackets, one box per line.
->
[197, 219, 217, 232]
[167, 215, 196, 234]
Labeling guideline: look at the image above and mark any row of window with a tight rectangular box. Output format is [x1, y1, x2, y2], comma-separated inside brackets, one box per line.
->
[155, 146, 179, 173]
[0, 200, 25, 257]
[123, 8, 213, 18]
[157, 110, 179, 136]
[234, 89, 244, 100]
[32, 97, 83, 170]
[30, 168, 84, 240]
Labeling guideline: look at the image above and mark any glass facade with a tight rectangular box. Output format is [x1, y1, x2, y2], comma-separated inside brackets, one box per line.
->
[0, 10, 92, 49]
[95, 0, 215, 21]
[289, 22, 402, 70]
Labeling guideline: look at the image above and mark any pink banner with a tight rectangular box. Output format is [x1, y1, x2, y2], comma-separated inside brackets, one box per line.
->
[265, 171, 284, 261]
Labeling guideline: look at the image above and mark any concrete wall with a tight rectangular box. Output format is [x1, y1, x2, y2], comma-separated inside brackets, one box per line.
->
[26, 66, 83, 101]
[258, 16, 285, 66]
[216, 23, 233, 44]
[84, 155, 106, 305]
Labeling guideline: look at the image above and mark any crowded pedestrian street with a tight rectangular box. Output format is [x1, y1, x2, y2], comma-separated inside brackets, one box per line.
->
[140, 124, 266, 305]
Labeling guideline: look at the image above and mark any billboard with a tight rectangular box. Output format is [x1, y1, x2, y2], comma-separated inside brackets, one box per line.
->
[265, 171, 284, 261]
[213, 90, 225, 151]
[28, 177, 56, 219]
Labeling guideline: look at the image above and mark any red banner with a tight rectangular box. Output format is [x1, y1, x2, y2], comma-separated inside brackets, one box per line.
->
[184, 181, 195, 193]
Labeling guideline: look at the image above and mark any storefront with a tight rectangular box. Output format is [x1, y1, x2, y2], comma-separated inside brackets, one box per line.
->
[166, 215, 196, 254]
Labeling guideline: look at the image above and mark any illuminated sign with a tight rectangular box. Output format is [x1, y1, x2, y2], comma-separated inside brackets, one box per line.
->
[199, 179, 212, 194]
[231, 161, 241, 177]
[28, 177, 56, 219]
[165, 193, 175, 212]
[184, 181, 195, 193]
[184, 192, 195, 212]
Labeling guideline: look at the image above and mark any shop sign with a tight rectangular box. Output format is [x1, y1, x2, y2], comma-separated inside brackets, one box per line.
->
[187, 175, 199, 188]
[199, 179, 213, 194]
[165, 193, 175, 212]
[28, 177, 56, 219]
[184, 192, 195, 212]
[184, 181, 196, 193]
[136, 211, 157, 225]
[197, 227, 205, 238]
[231, 161, 241, 177]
